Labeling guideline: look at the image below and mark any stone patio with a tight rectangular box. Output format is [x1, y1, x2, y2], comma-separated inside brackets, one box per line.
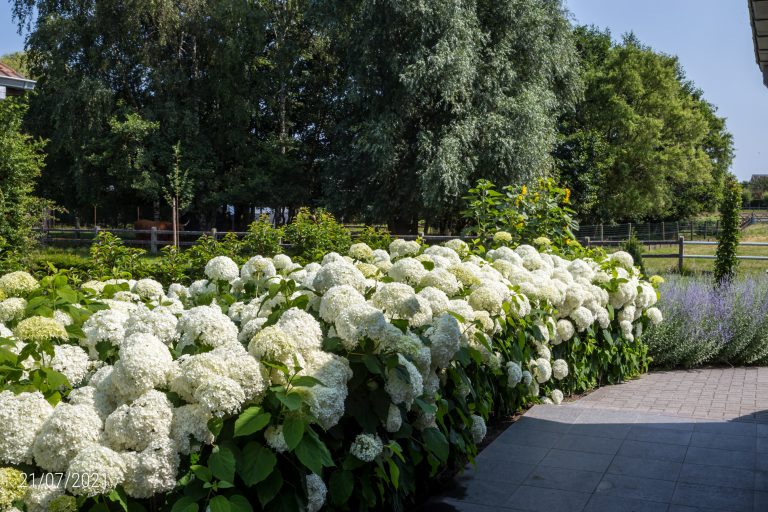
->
[428, 368, 768, 512]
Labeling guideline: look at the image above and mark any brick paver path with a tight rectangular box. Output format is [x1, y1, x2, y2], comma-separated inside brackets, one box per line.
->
[429, 368, 768, 512]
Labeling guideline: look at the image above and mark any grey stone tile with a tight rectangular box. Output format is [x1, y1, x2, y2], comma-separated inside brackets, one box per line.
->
[595, 473, 676, 502]
[422, 498, 527, 511]
[539, 448, 614, 472]
[667, 506, 720, 512]
[505, 485, 591, 512]
[756, 491, 768, 511]
[757, 436, 768, 454]
[477, 442, 549, 466]
[672, 482, 754, 512]
[684, 445, 755, 470]
[574, 409, 639, 424]
[513, 416, 572, 433]
[553, 433, 623, 455]
[754, 470, 768, 491]
[693, 421, 757, 438]
[677, 463, 756, 491]
[627, 426, 692, 445]
[607, 455, 681, 481]
[442, 475, 520, 507]
[522, 464, 603, 493]
[639, 415, 697, 431]
[757, 423, 768, 437]
[584, 495, 669, 512]
[690, 432, 756, 452]
[468, 460, 536, 485]
[618, 439, 688, 463]
[525, 405, 583, 423]
[496, 426, 562, 449]
[568, 423, 632, 440]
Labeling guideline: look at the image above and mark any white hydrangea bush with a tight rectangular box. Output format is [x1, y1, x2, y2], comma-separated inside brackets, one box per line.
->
[0, 245, 660, 510]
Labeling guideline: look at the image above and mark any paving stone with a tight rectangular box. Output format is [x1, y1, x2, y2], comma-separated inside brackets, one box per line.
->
[441, 474, 522, 507]
[595, 473, 676, 502]
[690, 431, 756, 452]
[684, 445, 755, 470]
[618, 439, 688, 462]
[627, 425, 692, 445]
[476, 442, 549, 466]
[671, 482, 754, 512]
[607, 455, 681, 481]
[552, 433, 623, 455]
[522, 465, 603, 493]
[505, 485, 591, 512]
[539, 449, 614, 473]
[693, 421, 757, 438]
[677, 463, 756, 490]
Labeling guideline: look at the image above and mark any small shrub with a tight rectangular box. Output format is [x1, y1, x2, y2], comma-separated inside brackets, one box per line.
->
[90, 231, 147, 279]
[243, 214, 284, 257]
[355, 225, 392, 250]
[621, 233, 646, 275]
[283, 207, 352, 263]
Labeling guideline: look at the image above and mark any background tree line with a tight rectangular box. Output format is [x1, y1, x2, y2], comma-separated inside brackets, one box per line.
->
[3, 0, 733, 233]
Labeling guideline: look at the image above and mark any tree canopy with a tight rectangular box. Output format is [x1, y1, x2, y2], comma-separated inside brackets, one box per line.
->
[554, 27, 734, 223]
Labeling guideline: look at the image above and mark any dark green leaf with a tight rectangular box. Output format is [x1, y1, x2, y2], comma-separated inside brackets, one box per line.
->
[208, 496, 230, 512]
[234, 407, 271, 437]
[283, 416, 305, 450]
[329, 470, 354, 505]
[208, 446, 236, 484]
[239, 442, 277, 487]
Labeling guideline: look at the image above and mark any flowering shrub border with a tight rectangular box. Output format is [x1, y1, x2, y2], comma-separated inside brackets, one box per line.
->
[0, 239, 660, 511]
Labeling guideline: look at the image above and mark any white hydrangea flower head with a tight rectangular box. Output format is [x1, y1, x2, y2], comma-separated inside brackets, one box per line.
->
[570, 306, 595, 332]
[67, 386, 114, 421]
[22, 481, 64, 512]
[521, 370, 533, 386]
[470, 414, 487, 443]
[276, 308, 323, 354]
[82, 309, 129, 355]
[370, 282, 426, 321]
[51, 345, 90, 386]
[53, 310, 73, 327]
[443, 239, 469, 258]
[171, 404, 214, 455]
[646, 307, 663, 325]
[417, 287, 451, 316]
[65, 445, 126, 497]
[349, 242, 375, 262]
[552, 359, 569, 380]
[506, 362, 523, 387]
[424, 245, 462, 265]
[0, 322, 12, 338]
[306, 473, 327, 512]
[389, 239, 421, 259]
[122, 437, 179, 498]
[554, 319, 575, 345]
[388, 257, 428, 286]
[301, 351, 353, 429]
[620, 320, 635, 342]
[532, 358, 552, 384]
[384, 354, 423, 409]
[334, 303, 388, 350]
[425, 314, 461, 369]
[418, 268, 461, 296]
[132, 279, 165, 300]
[105, 390, 173, 452]
[194, 376, 245, 416]
[204, 256, 239, 282]
[125, 305, 179, 346]
[385, 403, 403, 432]
[265, 424, 289, 453]
[176, 305, 238, 350]
[111, 333, 173, 400]
[319, 285, 366, 323]
[618, 305, 636, 323]
[166, 283, 190, 302]
[241, 256, 277, 282]
[272, 254, 294, 271]
[0, 391, 53, 465]
[350, 433, 383, 462]
[0, 271, 39, 297]
[609, 251, 635, 270]
[32, 403, 103, 472]
[635, 282, 658, 309]
[313, 261, 367, 294]
[14, 316, 68, 343]
[211, 343, 267, 402]
[551, 389, 564, 405]
[536, 342, 551, 360]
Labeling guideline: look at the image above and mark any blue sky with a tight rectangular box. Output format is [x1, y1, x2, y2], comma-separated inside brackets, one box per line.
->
[0, 0, 765, 181]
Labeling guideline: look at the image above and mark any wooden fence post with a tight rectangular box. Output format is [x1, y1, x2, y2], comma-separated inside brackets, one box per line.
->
[599, 223, 604, 241]
[704, 221, 708, 239]
[585, 237, 591, 248]
[211, 228, 217, 240]
[150, 227, 158, 255]
[661, 222, 665, 241]
[678, 235, 685, 273]
[690, 220, 694, 240]
[628, 223, 632, 239]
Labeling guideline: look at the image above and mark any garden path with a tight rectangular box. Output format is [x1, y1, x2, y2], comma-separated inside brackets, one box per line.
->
[427, 367, 768, 512]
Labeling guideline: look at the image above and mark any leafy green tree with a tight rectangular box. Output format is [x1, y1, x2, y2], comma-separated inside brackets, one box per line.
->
[323, 0, 582, 232]
[714, 176, 741, 285]
[0, 98, 46, 269]
[555, 27, 734, 223]
[0, 51, 31, 78]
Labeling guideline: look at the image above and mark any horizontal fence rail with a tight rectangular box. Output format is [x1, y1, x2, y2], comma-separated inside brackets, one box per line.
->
[580, 236, 768, 272]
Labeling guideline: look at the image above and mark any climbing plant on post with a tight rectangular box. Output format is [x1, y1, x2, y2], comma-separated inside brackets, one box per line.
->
[714, 175, 741, 286]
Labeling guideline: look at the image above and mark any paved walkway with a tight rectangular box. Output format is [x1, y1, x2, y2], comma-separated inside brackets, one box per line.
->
[429, 368, 768, 512]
